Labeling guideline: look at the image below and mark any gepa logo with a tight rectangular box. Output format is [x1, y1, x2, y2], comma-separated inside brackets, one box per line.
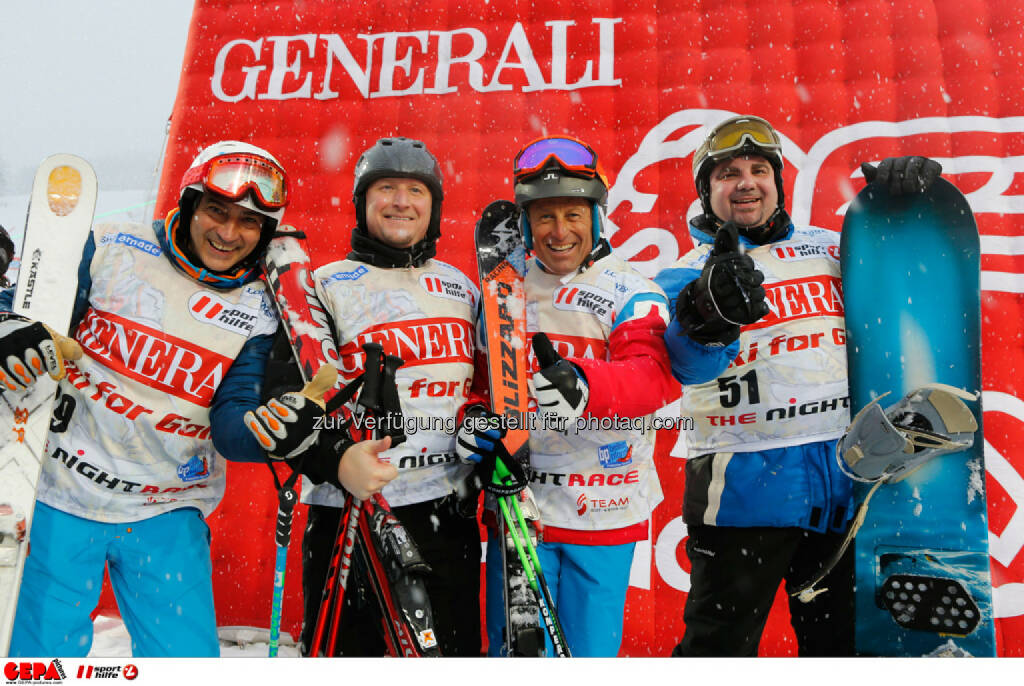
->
[4, 659, 65, 682]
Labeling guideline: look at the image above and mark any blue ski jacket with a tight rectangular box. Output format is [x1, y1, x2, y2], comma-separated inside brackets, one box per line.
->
[0, 219, 272, 464]
[654, 219, 853, 533]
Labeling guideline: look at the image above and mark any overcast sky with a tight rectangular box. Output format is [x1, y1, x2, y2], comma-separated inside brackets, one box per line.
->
[0, 1, 195, 245]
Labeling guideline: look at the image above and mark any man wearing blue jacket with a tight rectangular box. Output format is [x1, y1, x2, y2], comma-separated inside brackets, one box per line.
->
[655, 115, 941, 656]
[0, 141, 391, 656]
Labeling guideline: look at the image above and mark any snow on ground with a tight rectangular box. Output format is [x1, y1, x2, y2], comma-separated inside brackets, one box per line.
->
[88, 615, 300, 658]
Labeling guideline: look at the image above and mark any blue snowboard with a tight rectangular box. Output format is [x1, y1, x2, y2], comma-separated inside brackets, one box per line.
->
[841, 178, 995, 657]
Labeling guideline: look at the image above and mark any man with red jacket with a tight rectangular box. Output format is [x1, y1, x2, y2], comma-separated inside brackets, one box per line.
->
[459, 136, 721, 656]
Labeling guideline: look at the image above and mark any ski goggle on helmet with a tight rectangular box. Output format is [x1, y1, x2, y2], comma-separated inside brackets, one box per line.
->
[180, 141, 289, 221]
[513, 136, 610, 188]
[691, 115, 783, 178]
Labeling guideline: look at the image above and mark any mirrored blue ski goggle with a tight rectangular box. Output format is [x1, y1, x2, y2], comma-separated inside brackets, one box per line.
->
[514, 136, 604, 182]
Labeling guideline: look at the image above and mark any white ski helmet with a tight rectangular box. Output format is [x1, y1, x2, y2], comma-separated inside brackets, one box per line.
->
[179, 140, 289, 230]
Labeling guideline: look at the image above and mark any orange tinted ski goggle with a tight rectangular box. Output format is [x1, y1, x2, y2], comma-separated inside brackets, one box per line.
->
[181, 153, 288, 209]
[703, 116, 781, 161]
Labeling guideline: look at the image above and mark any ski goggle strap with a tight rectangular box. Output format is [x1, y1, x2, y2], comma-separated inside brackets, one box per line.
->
[513, 136, 609, 186]
[703, 116, 782, 162]
[164, 208, 255, 288]
[181, 153, 288, 209]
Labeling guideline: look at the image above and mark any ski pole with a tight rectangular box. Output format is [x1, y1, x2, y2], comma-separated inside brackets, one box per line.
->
[268, 479, 298, 656]
[493, 458, 571, 657]
[313, 343, 383, 655]
[508, 486, 568, 655]
[264, 365, 337, 656]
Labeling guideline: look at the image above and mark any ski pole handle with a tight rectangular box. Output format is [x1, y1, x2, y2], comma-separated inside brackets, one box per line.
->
[41, 324, 82, 381]
[358, 342, 384, 415]
[380, 353, 407, 446]
[301, 363, 338, 410]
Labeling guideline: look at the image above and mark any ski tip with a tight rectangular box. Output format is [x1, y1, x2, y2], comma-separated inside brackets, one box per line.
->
[477, 200, 519, 227]
[46, 165, 83, 217]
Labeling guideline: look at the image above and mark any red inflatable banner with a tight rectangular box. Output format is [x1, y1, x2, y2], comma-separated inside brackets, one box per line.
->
[142, 0, 1024, 656]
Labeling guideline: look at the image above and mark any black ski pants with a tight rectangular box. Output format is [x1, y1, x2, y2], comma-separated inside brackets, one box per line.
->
[299, 496, 482, 657]
[672, 524, 855, 657]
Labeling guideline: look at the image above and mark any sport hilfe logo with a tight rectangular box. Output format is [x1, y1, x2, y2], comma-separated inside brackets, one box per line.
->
[75, 664, 138, 680]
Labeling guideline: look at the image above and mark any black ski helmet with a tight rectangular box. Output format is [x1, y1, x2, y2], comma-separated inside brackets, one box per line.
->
[352, 137, 444, 242]
[692, 115, 787, 237]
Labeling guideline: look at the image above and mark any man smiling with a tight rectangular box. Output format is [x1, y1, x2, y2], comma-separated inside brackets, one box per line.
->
[362, 176, 432, 248]
[2, 140, 388, 656]
[458, 136, 712, 657]
[294, 136, 485, 656]
[525, 196, 594, 275]
[655, 115, 943, 656]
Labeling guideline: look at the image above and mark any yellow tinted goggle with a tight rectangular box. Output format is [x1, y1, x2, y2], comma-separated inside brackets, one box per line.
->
[705, 117, 781, 158]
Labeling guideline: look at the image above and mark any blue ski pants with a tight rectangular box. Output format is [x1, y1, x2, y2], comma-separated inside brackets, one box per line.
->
[485, 534, 635, 657]
[10, 503, 219, 657]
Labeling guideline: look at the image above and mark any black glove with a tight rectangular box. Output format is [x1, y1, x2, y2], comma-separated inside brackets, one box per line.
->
[0, 313, 65, 392]
[455, 404, 506, 465]
[531, 332, 589, 424]
[244, 364, 336, 460]
[244, 390, 324, 460]
[676, 222, 769, 346]
[861, 156, 942, 196]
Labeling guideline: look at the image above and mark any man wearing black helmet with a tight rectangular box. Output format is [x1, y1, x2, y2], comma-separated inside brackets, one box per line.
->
[457, 136, 717, 657]
[655, 115, 943, 656]
[294, 136, 484, 656]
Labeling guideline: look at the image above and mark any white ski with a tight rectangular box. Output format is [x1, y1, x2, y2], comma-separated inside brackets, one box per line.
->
[0, 154, 96, 656]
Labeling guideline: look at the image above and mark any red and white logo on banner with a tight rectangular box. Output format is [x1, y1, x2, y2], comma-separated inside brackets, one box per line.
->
[336, 317, 474, 375]
[419, 272, 475, 307]
[76, 308, 230, 407]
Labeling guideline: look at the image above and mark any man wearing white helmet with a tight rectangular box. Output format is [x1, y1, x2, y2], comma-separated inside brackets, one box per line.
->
[0, 141, 391, 656]
[655, 115, 943, 656]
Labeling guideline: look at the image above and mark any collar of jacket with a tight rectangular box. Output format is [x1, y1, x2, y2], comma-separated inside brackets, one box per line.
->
[347, 225, 437, 268]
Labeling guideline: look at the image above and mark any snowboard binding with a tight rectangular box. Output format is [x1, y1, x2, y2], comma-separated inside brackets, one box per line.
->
[792, 384, 979, 605]
[838, 383, 978, 483]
